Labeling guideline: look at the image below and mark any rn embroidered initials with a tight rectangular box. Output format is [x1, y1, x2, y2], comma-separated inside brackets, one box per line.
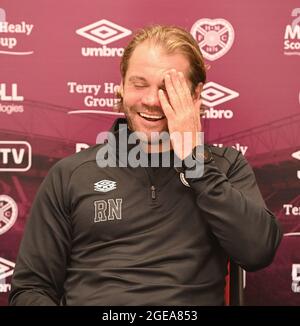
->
[94, 198, 123, 222]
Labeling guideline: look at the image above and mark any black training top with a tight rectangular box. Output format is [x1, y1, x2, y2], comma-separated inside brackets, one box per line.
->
[9, 119, 282, 306]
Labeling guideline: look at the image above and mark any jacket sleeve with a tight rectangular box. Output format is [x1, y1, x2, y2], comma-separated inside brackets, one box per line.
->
[9, 160, 72, 305]
[187, 148, 283, 271]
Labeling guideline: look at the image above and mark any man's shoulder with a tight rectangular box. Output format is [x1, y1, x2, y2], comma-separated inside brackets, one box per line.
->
[50, 143, 104, 175]
[208, 144, 240, 162]
[208, 144, 243, 175]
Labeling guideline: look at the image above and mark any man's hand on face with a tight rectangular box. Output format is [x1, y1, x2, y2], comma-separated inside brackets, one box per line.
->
[158, 69, 203, 161]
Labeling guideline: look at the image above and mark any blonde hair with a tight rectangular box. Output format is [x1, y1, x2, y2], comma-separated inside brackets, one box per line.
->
[120, 25, 206, 93]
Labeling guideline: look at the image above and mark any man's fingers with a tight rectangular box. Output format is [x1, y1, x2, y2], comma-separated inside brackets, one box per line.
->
[169, 70, 186, 106]
[168, 70, 194, 110]
[158, 89, 175, 119]
[164, 73, 182, 111]
[178, 71, 193, 104]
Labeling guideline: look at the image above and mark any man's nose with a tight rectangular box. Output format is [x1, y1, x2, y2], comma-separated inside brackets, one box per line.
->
[141, 88, 161, 107]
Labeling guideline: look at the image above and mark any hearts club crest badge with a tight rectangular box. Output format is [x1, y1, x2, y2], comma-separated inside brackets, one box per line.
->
[191, 18, 235, 61]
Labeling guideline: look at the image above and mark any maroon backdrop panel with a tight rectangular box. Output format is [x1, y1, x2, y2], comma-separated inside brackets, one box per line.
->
[0, 0, 299, 305]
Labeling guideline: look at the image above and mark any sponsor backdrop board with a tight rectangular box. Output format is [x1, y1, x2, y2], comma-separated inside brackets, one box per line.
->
[0, 0, 299, 305]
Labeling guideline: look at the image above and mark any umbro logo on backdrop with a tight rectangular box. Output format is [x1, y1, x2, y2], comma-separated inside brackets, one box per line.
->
[76, 19, 132, 57]
[201, 82, 239, 119]
[94, 180, 117, 193]
[202, 82, 239, 107]
[76, 19, 131, 45]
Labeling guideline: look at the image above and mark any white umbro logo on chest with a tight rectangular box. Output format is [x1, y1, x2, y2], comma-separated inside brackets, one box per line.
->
[94, 180, 117, 192]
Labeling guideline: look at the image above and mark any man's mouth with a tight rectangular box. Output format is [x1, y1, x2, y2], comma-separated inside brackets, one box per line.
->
[138, 112, 166, 121]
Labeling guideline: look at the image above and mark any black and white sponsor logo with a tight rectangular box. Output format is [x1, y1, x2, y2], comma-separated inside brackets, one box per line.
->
[0, 194, 18, 235]
[201, 82, 239, 119]
[190, 18, 234, 61]
[284, 8, 300, 56]
[0, 141, 32, 172]
[94, 180, 117, 193]
[0, 257, 15, 293]
[0, 7, 34, 55]
[291, 150, 300, 179]
[76, 19, 132, 57]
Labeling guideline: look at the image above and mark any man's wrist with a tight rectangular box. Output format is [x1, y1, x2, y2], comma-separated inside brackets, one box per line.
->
[174, 145, 214, 174]
[192, 144, 214, 164]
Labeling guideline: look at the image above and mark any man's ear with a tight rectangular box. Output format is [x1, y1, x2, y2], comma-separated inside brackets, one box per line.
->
[119, 81, 124, 98]
[193, 82, 203, 103]
[113, 81, 124, 112]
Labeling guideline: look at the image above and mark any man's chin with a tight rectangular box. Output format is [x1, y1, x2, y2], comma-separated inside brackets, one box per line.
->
[128, 131, 170, 153]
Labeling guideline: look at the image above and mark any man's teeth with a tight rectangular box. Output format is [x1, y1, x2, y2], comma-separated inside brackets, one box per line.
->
[139, 112, 164, 119]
